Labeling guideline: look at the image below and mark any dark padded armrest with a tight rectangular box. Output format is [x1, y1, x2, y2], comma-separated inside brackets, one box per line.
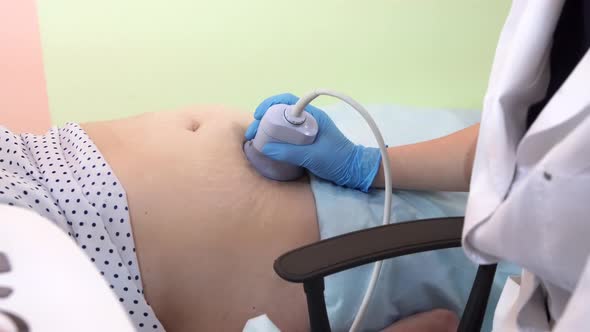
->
[274, 217, 464, 282]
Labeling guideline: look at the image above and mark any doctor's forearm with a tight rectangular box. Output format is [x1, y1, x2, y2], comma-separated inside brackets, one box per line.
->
[372, 124, 479, 192]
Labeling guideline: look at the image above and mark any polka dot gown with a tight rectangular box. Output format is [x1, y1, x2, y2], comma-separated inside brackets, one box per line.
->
[0, 124, 164, 331]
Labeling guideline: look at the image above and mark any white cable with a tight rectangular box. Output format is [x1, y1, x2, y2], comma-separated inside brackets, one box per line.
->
[292, 89, 393, 332]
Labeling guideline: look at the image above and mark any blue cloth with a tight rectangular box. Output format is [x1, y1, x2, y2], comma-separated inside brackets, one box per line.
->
[312, 103, 520, 332]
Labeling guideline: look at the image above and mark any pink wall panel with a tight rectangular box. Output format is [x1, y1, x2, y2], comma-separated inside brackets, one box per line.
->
[0, 0, 51, 134]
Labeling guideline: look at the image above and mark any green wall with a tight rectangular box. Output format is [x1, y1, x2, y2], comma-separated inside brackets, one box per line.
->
[37, 0, 511, 125]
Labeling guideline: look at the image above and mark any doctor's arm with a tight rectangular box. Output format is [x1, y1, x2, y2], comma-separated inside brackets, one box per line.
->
[247, 93, 480, 192]
[372, 123, 479, 192]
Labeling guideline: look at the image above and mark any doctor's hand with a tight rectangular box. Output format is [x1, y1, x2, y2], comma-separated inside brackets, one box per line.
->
[245, 93, 381, 192]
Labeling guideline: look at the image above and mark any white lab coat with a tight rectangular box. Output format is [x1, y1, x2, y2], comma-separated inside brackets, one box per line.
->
[0, 205, 135, 331]
[463, 0, 590, 330]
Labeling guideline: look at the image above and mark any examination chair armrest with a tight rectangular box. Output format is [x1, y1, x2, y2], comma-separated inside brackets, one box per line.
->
[274, 217, 497, 332]
[274, 217, 464, 282]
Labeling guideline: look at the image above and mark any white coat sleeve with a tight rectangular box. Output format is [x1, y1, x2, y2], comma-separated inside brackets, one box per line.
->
[553, 255, 590, 331]
[0, 205, 135, 332]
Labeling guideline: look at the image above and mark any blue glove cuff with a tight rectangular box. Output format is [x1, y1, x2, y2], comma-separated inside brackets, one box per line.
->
[346, 146, 383, 193]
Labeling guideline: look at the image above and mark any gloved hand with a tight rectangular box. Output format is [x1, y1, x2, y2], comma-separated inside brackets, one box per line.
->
[245, 93, 382, 192]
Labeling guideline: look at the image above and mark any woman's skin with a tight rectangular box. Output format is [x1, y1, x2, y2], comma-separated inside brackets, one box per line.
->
[81, 106, 475, 331]
[82, 107, 317, 331]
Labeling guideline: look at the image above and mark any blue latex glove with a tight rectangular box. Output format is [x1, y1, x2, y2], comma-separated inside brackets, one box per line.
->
[245, 93, 382, 192]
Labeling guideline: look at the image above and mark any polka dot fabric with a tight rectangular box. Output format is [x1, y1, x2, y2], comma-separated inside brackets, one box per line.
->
[0, 124, 164, 331]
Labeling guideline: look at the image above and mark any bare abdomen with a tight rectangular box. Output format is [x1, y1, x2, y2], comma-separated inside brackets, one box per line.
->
[83, 108, 319, 331]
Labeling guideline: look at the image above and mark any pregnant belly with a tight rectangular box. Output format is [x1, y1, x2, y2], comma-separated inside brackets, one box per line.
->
[82, 107, 319, 331]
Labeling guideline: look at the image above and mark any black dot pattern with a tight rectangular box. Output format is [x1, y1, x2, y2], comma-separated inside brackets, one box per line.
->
[0, 124, 162, 331]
